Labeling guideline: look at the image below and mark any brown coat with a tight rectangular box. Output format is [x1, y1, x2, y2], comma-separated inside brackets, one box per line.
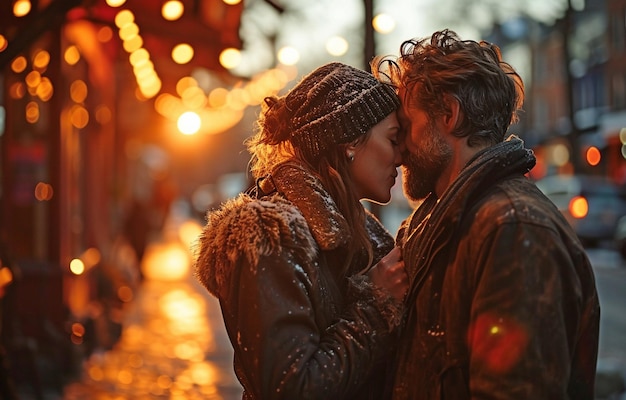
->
[195, 162, 403, 399]
[391, 137, 600, 399]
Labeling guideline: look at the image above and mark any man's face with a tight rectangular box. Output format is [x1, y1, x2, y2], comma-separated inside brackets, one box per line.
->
[398, 87, 451, 201]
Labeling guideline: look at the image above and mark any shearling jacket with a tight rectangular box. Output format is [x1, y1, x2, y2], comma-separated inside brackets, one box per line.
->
[195, 162, 403, 400]
[391, 136, 600, 399]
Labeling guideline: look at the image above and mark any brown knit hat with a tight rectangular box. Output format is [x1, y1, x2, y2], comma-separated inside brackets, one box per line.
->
[283, 62, 399, 160]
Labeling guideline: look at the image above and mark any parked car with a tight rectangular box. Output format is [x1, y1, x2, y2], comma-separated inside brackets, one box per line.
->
[535, 174, 626, 248]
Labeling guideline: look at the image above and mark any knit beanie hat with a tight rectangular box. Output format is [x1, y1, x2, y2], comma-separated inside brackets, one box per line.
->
[282, 62, 399, 160]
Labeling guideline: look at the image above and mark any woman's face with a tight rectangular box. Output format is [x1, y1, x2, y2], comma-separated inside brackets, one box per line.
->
[349, 112, 402, 204]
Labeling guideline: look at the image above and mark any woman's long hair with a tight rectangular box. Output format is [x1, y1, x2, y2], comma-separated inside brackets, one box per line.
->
[246, 96, 374, 277]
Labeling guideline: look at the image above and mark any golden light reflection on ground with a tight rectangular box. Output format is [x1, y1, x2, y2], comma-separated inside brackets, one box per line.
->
[63, 239, 242, 399]
[141, 239, 190, 281]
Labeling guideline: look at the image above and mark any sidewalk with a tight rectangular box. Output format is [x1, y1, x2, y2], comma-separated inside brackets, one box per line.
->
[62, 237, 243, 399]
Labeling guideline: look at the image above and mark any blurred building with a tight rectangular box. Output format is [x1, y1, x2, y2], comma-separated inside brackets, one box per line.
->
[487, 0, 626, 182]
[0, 0, 244, 393]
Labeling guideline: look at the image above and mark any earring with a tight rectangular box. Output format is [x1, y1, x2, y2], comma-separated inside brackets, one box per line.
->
[347, 153, 354, 162]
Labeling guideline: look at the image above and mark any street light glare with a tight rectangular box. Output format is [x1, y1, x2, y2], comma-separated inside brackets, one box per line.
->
[13, 0, 31, 17]
[373, 13, 396, 34]
[219, 48, 242, 70]
[277, 46, 300, 66]
[326, 36, 349, 57]
[162, 1, 184, 21]
[172, 44, 194, 65]
[177, 111, 201, 135]
[106, 0, 127, 7]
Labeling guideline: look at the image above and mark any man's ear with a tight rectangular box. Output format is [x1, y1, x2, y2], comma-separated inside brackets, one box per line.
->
[442, 95, 461, 132]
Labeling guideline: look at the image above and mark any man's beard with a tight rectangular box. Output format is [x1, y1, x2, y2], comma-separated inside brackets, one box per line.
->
[402, 125, 452, 202]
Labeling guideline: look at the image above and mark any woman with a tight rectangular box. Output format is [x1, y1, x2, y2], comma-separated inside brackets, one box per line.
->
[194, 62, 408, 399]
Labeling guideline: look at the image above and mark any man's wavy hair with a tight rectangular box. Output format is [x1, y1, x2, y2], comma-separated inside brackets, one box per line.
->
[373, 29, 524, 147]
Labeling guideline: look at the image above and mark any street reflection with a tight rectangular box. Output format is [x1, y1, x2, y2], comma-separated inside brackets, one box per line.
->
[64, 228, 242, 399]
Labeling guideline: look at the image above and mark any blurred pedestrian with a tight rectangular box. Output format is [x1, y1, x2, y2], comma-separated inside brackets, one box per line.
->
[122, 176, 176, 280]
[194, 62, 408, 399]
[373, 29, 600, 399]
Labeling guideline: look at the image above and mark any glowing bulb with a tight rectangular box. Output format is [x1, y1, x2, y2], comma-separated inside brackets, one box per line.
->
[177, 111, 201, 135]
[162, 1, 184, 21]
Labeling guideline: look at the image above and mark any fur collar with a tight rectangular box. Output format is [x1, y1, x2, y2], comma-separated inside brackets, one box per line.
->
[194, 162, 351, 298]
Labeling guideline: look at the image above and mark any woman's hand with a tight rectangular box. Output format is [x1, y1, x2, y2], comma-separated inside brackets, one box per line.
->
[367, 246, 408, 302]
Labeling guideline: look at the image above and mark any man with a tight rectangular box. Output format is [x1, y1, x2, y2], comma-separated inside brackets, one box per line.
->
[373, 29, 600, 399]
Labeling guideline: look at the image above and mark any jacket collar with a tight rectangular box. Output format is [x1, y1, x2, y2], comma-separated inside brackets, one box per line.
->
[263, 161, 351, 251]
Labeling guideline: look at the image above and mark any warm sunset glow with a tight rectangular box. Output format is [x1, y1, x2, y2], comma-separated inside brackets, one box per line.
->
[178, 220, 203, 253]
[177, 111, 201, 135]
[176, 76, 198, 97]
[142, 240, 190, 280]
[208, 87, 228, 108]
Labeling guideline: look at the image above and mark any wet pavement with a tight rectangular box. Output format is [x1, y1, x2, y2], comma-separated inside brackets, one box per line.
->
[62, 273, 243, 400]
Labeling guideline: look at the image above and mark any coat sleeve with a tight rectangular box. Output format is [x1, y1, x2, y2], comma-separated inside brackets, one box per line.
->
[466, 220, 599, 399]
[230, 249, 403, 400]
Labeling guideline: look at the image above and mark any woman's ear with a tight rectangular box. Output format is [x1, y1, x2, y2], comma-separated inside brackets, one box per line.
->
[345, 138, 360, 162]
[346, 137, 361, 151]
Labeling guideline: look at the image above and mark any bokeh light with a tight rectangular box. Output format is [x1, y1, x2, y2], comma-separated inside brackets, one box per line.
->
[277, 46, 300, 66]
[177, 111, 201, 135]
[585, 146, 601, 166]
[326, 36, 349, 56]
[373, 13, 396, 34]
[162, 0, 184, 21]
[13, 0, 31, 17]
[172, 43, 194, 64]
[219, 48, 241, 70]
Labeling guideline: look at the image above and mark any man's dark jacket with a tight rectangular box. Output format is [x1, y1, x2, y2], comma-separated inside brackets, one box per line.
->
[391, 136, 600, 399]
